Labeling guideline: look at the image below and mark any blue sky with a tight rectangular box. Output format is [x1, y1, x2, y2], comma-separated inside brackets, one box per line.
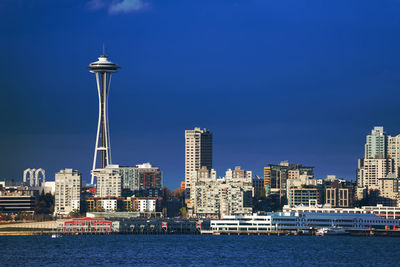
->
[1, 0, 400, 188]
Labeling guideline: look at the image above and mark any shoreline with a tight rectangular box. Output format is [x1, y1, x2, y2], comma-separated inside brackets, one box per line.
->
[2, 229, 400, 237]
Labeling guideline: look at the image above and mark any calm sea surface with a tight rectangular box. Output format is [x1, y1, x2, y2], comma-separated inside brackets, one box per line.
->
[1, 235, 400, 266]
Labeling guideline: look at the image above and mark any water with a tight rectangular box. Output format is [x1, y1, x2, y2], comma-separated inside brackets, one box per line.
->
[1, 235, 400, 266]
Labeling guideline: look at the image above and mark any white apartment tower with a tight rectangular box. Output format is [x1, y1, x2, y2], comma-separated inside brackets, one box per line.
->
[93, 165, 122, 197]
[54, 169, 82, 216]
[357, 158, 393, 189]
[185, 127, 212, 195]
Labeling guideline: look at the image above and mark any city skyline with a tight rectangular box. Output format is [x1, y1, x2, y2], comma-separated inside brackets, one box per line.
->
[2, 1, 400, 188]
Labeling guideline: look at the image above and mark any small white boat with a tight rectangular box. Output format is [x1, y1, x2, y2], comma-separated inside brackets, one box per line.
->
[51, 233, 62, 238]
[316, 227, 349, 236]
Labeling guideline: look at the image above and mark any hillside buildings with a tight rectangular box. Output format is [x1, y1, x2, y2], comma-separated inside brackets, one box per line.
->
[92, 163, 162, 198]
[54, 169, 82, 216]
[264, 161, 314, 206]
[357, 126, 400, 206]
[190, 166, 252, 218]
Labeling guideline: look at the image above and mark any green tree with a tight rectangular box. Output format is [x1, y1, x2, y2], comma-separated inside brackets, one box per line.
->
[179, 207, 188, 218]
[35, 192, 55, 215]
[15, 212, 31, 221]
[0, 213, 12, 221]
[69, 209, 81, 218]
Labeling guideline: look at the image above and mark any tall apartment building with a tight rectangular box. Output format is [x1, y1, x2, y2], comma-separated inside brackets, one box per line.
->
[365, 126, 387, 159]
[357, 158, 393, 189]
[136, 163, 162, 197]
[184, 128, 212, 197]
[191, 166, 252, 218]
[377, 174, 399, 206]
[357, 126, 400, 206]
[54, 169, 82, 216]
[93, 166, 122, 197]
[388, 134, 400, 176]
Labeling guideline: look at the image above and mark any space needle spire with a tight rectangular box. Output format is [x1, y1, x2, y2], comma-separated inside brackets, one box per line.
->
[89, 48, 119, 184]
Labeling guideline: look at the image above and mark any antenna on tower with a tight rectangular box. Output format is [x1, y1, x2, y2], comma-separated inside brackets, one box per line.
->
[102, 43, 106, 57]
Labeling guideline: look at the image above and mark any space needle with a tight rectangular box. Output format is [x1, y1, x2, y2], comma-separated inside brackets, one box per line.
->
[89, 48, 119, 185]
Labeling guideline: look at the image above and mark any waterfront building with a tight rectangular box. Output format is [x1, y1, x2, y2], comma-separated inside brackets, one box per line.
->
[57, 217, 120, 233]
[0, 185, 39, 213]
[284, 204, 400, 219]
[0, 195, 36, 213]
[185, 128, 212, 198]
[191, 166, 252, 218]
[210, 212, 399, 232]
[54, 169, 82, 216]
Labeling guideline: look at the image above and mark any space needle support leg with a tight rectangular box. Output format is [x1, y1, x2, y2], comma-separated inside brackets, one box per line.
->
[103, 72, 109, 167]
[106, 74, 112, 164]
[91, 72, 102, 185]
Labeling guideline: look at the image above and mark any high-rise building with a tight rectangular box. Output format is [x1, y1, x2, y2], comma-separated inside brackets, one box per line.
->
[377, 173, 399, 206]
[252, 176, 265, 198]
[365, 126, 387, 159]
[388, 134, 400, 176]
[357, 126, 400, 206]
[54, 169, 82, 216]
[89, 51, 120, 185]
[93, 166, 122, 198]
[184, 127, 212, 197]
[136, 163, 162, 197]
[357, 158, 394, 189]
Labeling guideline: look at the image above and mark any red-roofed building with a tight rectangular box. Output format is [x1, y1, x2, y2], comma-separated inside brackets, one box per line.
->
[57, 217, 119, 233]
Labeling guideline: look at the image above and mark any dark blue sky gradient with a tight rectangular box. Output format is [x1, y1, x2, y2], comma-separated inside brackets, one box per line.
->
[1, 0, 400, 188]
